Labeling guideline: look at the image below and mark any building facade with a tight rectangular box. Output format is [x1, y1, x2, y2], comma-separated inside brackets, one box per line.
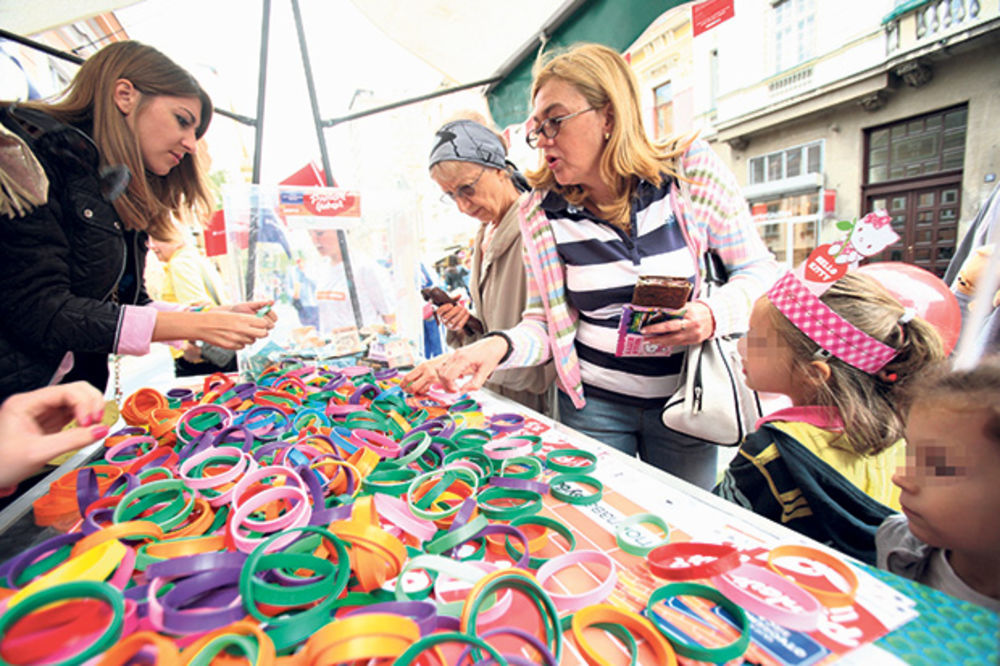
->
[631, 0, 1000, 276]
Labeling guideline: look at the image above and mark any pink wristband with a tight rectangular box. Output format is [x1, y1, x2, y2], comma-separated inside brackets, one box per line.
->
[483, 439, 534, 460]
[373, 494, 437, 542]
[435, 561, 513, 624]
[352, 429, 402, 458]
[104, 436, 158, 466]
[177, 446, 253, 490]
[230, 464, 304, 509]
[536, 550, 617, 612]
[228, 484, 311, 553]
[711, 563, 822, 632]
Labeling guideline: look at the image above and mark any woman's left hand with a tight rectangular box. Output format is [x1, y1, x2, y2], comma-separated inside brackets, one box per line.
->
[638, 301, 716, 348]
[219, 300, 278, 325]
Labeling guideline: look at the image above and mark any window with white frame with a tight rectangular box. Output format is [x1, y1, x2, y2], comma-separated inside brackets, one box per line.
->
[748, 140, 823, 185]
[774, 0, 815, 74]
[653, 81, 674, 139]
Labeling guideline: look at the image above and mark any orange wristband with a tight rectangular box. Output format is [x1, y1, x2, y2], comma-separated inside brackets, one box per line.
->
[572, 603, 677, 666]
[766, 544, 859, 608]
[96, 631, 181, 666]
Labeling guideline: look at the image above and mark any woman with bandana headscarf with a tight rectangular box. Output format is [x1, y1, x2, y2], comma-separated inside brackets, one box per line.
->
[404, 117, 555, 415]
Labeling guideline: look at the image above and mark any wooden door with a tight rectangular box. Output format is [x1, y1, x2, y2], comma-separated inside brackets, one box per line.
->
[865, 181, 960, 277]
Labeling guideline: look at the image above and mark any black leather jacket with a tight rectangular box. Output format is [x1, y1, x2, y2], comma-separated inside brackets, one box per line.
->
[0, 105, 150, 400]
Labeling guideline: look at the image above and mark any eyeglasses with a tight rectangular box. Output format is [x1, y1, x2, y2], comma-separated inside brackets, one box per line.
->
[525, 107, 598, 148]
[440, 167, 487, 204]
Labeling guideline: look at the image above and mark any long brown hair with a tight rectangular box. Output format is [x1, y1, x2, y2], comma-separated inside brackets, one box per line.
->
[769, 272, 946, 455]
[19, 41, 213, 238]
[526, 43, 694, 231]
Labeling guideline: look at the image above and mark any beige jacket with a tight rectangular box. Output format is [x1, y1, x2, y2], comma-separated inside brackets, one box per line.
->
[446, 192, 555, 410]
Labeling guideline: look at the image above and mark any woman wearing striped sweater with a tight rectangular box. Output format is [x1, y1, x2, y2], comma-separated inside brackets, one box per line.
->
[416, 44, 778, 489]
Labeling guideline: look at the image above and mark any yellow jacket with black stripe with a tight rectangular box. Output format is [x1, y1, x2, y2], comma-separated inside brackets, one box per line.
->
[713, 419, 903, 565]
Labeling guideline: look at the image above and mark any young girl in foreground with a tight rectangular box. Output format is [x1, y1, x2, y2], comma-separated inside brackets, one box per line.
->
[877, 359, 1000, 612]
[714, 271, 944, 564]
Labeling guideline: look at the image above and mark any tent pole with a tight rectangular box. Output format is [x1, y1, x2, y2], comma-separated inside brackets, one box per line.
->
[245, 0, 273, 302]
[323, 76, 500, 127]
[290, 0, 364, 330]
[0, 28, 83, 64]
[251, 0, 271, 185]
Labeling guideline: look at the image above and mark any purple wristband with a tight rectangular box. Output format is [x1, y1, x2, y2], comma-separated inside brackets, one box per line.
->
[344, 600, 437, 636]
[488, 476, 549, 495]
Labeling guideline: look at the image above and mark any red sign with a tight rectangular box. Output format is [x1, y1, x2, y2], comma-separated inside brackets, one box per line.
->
[303, 191, 360, 218]
[824, 188, 837, 214]
[280, 162, 330, 187]
[204, 209, 228, 257]
[692, 0, 734, 36]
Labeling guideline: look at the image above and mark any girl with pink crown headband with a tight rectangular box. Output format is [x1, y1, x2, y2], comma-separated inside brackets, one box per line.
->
[713, 214, 949, 564]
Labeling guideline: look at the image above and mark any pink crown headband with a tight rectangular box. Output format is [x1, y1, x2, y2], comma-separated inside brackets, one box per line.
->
[767, 271, 898, 374]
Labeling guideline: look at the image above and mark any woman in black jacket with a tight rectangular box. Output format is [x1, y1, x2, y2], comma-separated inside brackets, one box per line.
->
[0, 41, 275, 400]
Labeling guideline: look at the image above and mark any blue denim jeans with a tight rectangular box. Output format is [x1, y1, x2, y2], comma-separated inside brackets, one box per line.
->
[557, 391, 718, 490]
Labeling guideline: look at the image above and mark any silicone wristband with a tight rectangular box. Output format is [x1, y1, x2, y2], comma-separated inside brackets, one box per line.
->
[460, 569, 562, 663]
[573, 603, 677, 666]
[7, 538, 126, 608]
[112, 479, 196, 531]
[406, 468, 478, 521]
[483, 438, 535, 460]
[545, 448, 598, 474]
[549, 473, 603, 505]
[344, 600, 438, 637]
[229, 484, 311, 553]
[766, 543, 859, 608]
[645, 582, 751, 663]
[535, 550, 617, 612]
[488, 475, 549, 495]
[180, 620, 275, 666]
[433, 560, 513, 622]
[96, 630, 181, 665]
[487, 412, 525, 433]
[498, 455, 544, 480]
[372, 494, 437, 543]
[177, 446, 253, 490]
[710, 563, 822, 632]
[240, 525, 350, 628]
[505, 515, 577, 569]
[476, 486, 543, 521]
[0, 581, 124, 664]
[450, 428, 492, 449]
[352, 428, 402, 458]
[615, 513, 671, 557]
[647, 542, 741, 581]
[393, 631, 508, 666]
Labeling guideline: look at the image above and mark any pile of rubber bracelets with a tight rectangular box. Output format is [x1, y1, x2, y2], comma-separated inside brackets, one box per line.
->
[0, 362, 860, 665]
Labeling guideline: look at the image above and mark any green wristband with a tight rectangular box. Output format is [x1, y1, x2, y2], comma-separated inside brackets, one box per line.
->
[505, 515, 577, 569]
[394, 632, 508, 666]
[549, 473, 603, 506]
[615, 513, 671, 557]
[0, 581, 124, 664]
[498, 455, 544, 480]
[645, 582, 750, 663]
[545, 448, 598, 474]
[476, 486, 543, 521]
[451, 428, 493, 449]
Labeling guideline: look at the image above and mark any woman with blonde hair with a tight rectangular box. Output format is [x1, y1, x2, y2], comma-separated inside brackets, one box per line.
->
[423, 43, 778, 488]
[0, 41, 275, 400]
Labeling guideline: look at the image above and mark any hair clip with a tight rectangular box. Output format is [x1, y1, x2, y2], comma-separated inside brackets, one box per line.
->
[812, 348, 833, 361]
[877, 369, 899, 383]
[898, 307, 916, 324]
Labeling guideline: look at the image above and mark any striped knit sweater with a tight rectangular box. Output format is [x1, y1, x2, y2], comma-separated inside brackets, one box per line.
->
[500, 139, 779, 409]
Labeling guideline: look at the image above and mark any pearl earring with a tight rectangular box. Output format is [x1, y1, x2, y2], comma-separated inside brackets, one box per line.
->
[604, 132, 610, 140]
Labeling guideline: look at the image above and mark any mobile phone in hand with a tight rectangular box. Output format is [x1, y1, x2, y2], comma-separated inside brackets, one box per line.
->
[419, 287, 484, 336]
